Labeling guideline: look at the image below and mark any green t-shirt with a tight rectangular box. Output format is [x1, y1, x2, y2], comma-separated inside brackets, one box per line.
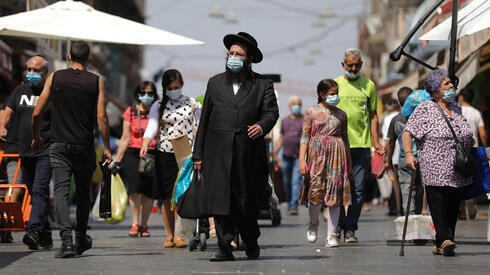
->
[335, 75, 379, 148]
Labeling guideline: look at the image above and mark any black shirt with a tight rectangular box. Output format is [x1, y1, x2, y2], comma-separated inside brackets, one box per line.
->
[6, 84, 51, 157]
[50, 69, 99, 144]
[1, 103, 19, 154]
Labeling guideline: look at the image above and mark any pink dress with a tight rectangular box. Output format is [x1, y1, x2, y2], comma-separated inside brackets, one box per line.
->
[299, 104, 351, 207]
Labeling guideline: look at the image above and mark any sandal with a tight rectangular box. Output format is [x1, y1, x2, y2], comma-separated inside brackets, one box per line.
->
[164, 239, 175, 248]
[173, 235, 187, 248]
[140, 226, 150, 237]
[209, 226, 216, 238]
[128, 224, 139, 237]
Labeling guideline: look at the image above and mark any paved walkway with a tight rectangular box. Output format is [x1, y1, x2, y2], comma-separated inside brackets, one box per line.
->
[1, 203, 489, 274]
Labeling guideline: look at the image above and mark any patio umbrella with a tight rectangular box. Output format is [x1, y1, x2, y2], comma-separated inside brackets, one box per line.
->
[419, 0, 490, 40]
[0, 0, 203, 46]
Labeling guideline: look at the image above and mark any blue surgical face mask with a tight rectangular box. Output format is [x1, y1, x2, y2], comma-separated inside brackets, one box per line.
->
[326, 95, 340, 106]
[227, 57, 244, 73]
[291, 105, 301, 115]
[166, 89, 182, 100]
[443, 89, 455, 101]
[26, 72, 42, 86]
[344, 70, 360, 80]
[139, 94, 154, 105]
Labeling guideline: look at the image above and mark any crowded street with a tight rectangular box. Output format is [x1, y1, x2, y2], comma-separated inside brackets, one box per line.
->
[1, 203, 489, 274]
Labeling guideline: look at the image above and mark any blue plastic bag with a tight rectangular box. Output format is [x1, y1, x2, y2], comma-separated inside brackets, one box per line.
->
[401, 89, 431, 117]
[464, 147, 490, 200]
[174, 156, 194, 204]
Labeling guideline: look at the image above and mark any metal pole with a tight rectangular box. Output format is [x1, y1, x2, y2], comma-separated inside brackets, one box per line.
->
[448, 0, 459, 88]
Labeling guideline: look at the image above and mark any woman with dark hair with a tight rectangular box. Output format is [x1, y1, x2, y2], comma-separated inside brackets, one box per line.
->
[299, 79, 353, 248]
[112, 81, 158, 237]
[403, 69, 474, 256]
[140, 69, 201, 248]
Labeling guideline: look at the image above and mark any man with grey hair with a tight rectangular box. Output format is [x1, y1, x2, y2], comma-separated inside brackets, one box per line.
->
[335, 48, 383, 243]
[273, 95, 304, 215]
[0, 55, 53, 250]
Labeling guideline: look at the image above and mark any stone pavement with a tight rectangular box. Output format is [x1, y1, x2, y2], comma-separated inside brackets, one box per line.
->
[1, 203, 489, 274]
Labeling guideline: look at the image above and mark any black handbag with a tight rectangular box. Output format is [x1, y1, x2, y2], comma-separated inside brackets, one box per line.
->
[135, 107, 155, 177]
[434, 102, 478, 177]
[99, 161, 112, 218]
[177, 170, 208, 219]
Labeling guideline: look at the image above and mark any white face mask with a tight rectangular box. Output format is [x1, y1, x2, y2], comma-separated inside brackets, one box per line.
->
[325, 95, 340, 106]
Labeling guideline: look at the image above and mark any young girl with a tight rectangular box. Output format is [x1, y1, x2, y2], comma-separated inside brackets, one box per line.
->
[299, 79, 353, 247]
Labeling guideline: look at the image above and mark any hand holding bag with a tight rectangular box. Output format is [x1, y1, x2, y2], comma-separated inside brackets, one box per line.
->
[177, 169, 208, 219]
[434, 102, 478, 177]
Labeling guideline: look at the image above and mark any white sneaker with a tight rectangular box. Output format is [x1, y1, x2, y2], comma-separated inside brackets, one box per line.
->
[306, 224, 318, 243]
[326, 235, 339, 247]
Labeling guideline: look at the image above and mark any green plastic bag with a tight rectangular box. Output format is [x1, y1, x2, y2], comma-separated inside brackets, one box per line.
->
[92, 173, 128, 225]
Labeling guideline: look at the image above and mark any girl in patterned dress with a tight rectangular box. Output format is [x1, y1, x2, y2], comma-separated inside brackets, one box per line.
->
[140, 69, 201, 248]
[299, 79, 353, 247]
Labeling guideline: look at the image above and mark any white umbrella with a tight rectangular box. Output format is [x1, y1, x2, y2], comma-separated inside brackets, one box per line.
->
[0, 0, 203, 46]
[419, 0, 490, 41]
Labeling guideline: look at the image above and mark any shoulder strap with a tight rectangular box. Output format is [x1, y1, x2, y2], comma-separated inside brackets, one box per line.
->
[433, 101, 459, 142]
[189, 97, 196, 113]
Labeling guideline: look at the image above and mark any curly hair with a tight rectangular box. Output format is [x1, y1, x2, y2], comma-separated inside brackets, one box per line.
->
[424, 69, 448, 95]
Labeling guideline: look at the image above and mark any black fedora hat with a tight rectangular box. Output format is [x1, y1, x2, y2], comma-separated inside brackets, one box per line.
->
[223, 32, 263, 63]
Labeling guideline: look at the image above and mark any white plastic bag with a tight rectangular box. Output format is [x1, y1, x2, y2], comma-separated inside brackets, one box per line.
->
[377, 171, 393, 199]
[394, 215, 435, 240]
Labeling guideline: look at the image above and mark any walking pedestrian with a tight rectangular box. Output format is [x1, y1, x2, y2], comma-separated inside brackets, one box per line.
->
[299, 79, 352, 248]
[140, 69, 201, 249]
[111, 81, 158, 237]
[272, 95, 304, 216]
[403, 69, 474, 256]
[32, 41, 112, 258]
[385, 88, 428, 215]
[193, 32, 279, 261]
[457, 87, 484, 220]
[335, 49, 383, 243]
[0, 55, 53, 250]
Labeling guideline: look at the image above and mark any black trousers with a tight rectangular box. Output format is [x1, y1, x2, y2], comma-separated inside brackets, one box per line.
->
[214, 193, 260, 255]
[425, 185, 464, 248]
[21, 155, 52, 235]
[50, 143, 95, 239]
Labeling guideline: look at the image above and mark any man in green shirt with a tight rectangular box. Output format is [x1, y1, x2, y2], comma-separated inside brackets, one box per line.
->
[335, 49, 383, 243]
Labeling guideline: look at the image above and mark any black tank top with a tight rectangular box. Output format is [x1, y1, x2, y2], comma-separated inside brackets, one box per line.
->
[51, 68, 99, 144]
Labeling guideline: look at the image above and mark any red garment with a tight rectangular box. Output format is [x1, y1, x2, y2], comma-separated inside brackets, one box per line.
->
[122, 106, 156, 149]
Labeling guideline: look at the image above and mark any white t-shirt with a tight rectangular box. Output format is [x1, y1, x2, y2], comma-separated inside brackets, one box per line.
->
[461, 105, 484, 147]
[382, 111, 400, 165]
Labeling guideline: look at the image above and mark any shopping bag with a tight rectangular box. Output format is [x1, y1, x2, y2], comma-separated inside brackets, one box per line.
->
[99, 161, 112, 218]
[173, 156, 194, 205]
[92, 172, 128, 225]
[377, 171, 394, 199]
[371, 154, 384, 176]
[464, 147, 490, 200]
[177, 170, 208, 219]
[394, 215, 435, 240]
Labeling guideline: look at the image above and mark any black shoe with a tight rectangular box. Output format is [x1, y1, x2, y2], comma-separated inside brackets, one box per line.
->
[210, 247, 234, 262]
[39, 234, 53, 250]
[74, 234, 92, 255]
[23, 231, 41, 250]
[55, 236, 75, 258]
[386, 210, 398, 217]
[245, 242, 260, 259]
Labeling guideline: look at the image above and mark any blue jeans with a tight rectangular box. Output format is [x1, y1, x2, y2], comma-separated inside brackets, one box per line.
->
[338, 148, 370, 233]
[21, 155, 52, 235]
[282, 156, 303, 210]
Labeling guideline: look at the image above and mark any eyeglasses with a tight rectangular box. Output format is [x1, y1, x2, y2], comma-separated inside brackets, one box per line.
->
[138, 91, 155, 97]
[227, 51, 246, 58]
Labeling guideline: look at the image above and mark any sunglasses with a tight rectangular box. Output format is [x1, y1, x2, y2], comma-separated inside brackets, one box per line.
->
[138, 91, 155, 97]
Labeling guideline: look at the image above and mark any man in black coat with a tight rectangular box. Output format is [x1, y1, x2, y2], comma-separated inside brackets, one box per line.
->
[193, 32, 279, 261]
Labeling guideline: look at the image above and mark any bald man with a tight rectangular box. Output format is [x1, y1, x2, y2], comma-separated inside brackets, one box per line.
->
[0, 55, 53, 251]
[273, 96, 304, 215]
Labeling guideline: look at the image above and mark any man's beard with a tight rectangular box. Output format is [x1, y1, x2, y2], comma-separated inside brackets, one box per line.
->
[225, 62, 252, 82]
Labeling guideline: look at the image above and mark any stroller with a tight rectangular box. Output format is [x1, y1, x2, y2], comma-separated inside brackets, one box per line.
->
[188, 217, 210, 251]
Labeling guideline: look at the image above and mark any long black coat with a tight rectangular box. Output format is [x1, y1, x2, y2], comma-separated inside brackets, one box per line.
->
[193, 72, 279, 216]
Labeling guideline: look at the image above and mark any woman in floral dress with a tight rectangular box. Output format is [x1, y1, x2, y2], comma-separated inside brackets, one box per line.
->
[299, 79, 353, 247]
